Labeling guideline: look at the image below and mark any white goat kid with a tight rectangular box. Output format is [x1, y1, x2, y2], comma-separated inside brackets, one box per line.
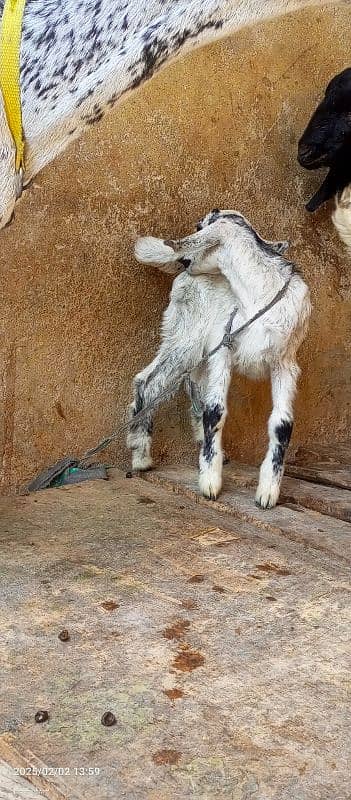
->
[0, 0, 340, 228]
[128, 210, 311, 509]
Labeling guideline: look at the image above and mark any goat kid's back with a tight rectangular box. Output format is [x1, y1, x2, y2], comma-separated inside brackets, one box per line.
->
[162, 271, 233, 357]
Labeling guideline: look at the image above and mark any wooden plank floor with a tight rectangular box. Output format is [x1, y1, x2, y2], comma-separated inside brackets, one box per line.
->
[0, 759, 47, 799]
[286, 442, 351, 492]
[0, 459, 350, 800]
[147, 460, 351, 523]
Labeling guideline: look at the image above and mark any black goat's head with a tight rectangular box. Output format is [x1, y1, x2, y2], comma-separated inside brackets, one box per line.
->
[298, 68, 351, 170]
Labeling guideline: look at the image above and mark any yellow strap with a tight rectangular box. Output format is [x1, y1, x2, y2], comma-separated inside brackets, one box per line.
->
[0, 0, 26, 172]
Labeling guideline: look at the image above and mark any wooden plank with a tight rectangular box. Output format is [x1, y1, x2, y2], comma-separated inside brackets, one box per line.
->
[218, 462, 351, 523]
[285, 443, 351, 489]
[0, 758, 47, 800]
[0, 742, 72, 800]
[289, 442, 351, 466]
[143, 466, 351, 562]
[286, 463, 351, 491]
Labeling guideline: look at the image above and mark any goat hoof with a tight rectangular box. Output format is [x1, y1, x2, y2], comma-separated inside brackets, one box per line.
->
[255, 498, 274, 510]
[199, 470, 222, 501]
[255, 483, 280, 510]
[255, 499, 271, 511]
[131, 455, 153, 472]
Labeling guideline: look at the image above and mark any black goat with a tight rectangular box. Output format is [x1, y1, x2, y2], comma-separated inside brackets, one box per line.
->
[298, 68, 351, 212]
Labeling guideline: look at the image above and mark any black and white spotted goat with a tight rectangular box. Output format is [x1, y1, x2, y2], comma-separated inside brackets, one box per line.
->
[0, 0, 338, 229]
[128, 210, 311, 509]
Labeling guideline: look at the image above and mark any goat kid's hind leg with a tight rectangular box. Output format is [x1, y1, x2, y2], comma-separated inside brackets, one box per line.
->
[198, 351, 231, 501]
[127, 353, 175, 471]
[256, 363, 298, 510]
[127, 364, 156, 472]
[128, 346, 197, 472]
[185, 371, 206, 446]
[189, 385, 204, 445]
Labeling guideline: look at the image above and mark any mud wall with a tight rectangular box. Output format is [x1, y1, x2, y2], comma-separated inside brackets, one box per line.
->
[1, 5, 351, 492]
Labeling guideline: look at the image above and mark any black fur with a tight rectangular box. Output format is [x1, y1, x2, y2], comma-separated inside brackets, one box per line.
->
[178, 257, 192, 269]
[272, 420, 293, 476]
[298, 68, 351, 211]
[202, 404, 222, 463]
[131, 382, 153, 436]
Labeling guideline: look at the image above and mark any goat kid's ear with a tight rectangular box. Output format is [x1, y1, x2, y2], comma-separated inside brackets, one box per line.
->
[273, 240, 290, 254]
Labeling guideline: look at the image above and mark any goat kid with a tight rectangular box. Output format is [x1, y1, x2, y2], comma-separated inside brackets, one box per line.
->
[128, 210, 311, 509]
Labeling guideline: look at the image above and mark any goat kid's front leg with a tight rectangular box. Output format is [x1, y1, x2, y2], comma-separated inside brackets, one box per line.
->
[256, 364, 298, 510]
[198, 352, 231, 500]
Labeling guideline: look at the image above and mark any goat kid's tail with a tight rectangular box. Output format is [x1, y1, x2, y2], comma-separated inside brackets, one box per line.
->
[332, 185, 351, 256]
[135, 227, 221, 274]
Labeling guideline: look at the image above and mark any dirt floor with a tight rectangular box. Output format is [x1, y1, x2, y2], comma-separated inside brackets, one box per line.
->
[0, 453, 350, 799]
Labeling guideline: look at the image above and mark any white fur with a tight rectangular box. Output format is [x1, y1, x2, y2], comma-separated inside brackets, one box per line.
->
[128, 210, 311, 507]
[332, 185, 351, 256]
[135, 237, 179, 264]
[0, 0, 339, 228]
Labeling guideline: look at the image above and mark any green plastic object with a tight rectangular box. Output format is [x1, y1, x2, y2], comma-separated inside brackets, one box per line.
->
[26, 458, 108, 493]
[51, 466, 107, 487]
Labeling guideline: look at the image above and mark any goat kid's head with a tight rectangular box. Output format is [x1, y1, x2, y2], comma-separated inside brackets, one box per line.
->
[298, 68, 351, 170]
[134, 210, 289, 277]
[187, 208, 289, 275]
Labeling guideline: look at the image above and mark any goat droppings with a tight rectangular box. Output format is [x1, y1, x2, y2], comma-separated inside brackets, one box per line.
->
[101, 711, 116, 727]
[35, 710, 49, 724]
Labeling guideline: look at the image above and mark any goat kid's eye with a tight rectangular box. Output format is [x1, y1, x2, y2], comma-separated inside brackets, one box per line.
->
[178, 257, 192, 269]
